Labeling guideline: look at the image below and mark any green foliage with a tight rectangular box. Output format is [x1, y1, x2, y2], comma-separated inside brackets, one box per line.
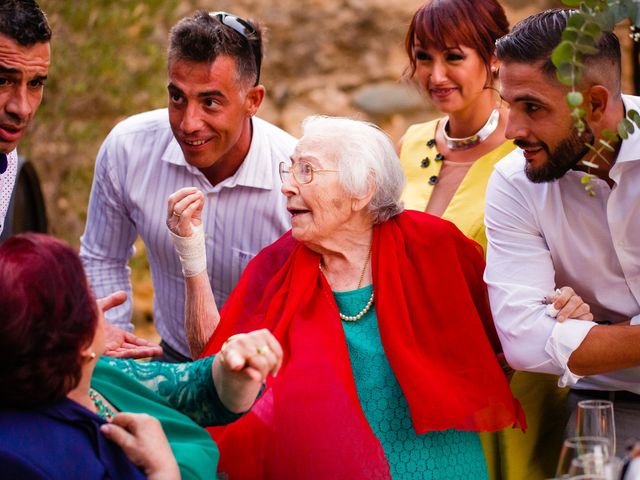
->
[556, 0, 640, 195]
[19, 0, 181, 245]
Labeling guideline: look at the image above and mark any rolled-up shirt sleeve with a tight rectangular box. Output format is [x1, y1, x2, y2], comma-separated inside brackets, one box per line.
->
[484, 167, 597, 386]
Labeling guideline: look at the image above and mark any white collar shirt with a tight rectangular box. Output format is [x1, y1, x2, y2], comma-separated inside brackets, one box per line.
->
[484, 94, 640, 393]
[80, 108, 296, 357]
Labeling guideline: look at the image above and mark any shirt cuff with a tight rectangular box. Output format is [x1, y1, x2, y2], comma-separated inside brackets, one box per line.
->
[544, 319, 597, 387]
[630, 314, 640, 326]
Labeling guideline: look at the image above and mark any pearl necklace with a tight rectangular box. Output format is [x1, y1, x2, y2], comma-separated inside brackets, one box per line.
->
[339, 290, 375, 322]
[320, 243, 374, 322]
[442, 108, 500, 150]
[89, 388, 116, 421]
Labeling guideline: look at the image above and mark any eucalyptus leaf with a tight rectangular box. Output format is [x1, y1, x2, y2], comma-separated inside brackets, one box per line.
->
[575, 43, 601, 54]
[556, 62, 579, 85]
[567, 91, 584, 107]
[628, 109, 640, 127]
[594, 10, 615, 30]
[567, 11, 587, 28]
[617, 121, 629, 139]
[580, 175, 593, 184]
[598, 139, 615, 151]
[583, 22, 601, 38]
[552, 41, 576, 68]
[581, 160, 600, 169]
[601, 128, 618, 141]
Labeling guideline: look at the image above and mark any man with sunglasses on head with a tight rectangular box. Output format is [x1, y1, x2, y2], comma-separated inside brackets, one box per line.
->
[0, 0, 50, 237]
[80, 11, 295, 362]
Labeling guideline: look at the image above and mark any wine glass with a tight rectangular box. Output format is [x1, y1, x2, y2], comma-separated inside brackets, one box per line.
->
[576, 400, 616, 456]
[556, 436, 611, 479]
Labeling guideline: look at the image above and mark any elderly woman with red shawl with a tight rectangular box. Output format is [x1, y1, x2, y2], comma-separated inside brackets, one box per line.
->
[167, 116, 525, 479]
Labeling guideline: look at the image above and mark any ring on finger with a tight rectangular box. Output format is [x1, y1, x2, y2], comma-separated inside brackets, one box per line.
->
[256, 345, 270, 356]
[173, 210, 181, 217]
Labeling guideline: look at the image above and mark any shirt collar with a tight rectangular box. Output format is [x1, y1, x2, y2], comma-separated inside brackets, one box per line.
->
[161, 117, 274, 191]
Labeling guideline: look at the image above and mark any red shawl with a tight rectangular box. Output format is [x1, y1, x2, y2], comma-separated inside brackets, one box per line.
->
[203, 210, 525, 479]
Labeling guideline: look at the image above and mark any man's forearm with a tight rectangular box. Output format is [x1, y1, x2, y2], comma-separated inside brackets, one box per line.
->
[568, 324, 640, 376]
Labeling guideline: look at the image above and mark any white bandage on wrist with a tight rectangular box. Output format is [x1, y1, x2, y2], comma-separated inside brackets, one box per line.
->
[168, 223, 207, 277]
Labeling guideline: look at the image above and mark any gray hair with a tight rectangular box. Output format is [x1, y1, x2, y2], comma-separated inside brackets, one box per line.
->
[300, 116, 405, 224]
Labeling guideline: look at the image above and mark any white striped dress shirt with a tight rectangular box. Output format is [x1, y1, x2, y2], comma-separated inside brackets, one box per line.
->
[80, 109, 295, 357]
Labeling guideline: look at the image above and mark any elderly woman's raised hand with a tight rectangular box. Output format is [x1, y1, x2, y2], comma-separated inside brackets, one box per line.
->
[167, 187, 208, 279]
[166, 187, 204, 238]
[212, 329, 283, 414]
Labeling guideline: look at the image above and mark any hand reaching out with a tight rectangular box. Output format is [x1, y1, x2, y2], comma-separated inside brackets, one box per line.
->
[99, 291, 163, 359]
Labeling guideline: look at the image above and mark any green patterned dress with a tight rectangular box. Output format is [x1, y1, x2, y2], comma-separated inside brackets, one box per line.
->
[92, 355, 240, 480]
[335, 285, 489, 479]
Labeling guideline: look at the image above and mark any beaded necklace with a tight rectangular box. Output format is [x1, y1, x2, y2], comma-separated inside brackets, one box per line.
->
[419, 109, 500, 186]
[88, 388, 116, 421]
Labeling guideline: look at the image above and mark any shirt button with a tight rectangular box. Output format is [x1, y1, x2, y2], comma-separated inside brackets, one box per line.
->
[428, 175, 438, 186]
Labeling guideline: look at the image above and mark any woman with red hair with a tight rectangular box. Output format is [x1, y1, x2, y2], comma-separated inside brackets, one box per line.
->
[0, 233, 282, 479]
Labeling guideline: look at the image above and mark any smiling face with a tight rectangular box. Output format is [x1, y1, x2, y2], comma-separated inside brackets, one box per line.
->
[413, 42, 491, 115]
[500, 61, 591, 182]
[168, 55, 262, 184]
[0, 34, 50, 153]
[281, 139, 356, 247]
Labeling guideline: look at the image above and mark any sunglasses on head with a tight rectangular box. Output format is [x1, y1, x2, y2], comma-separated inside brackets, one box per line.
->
[209, 11, 261, 85]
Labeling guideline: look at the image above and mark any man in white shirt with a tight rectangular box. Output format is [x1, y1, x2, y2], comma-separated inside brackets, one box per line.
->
[80, 11, 296, 362]
[485, 9, 640, 454]
[0, 0, 50, 236]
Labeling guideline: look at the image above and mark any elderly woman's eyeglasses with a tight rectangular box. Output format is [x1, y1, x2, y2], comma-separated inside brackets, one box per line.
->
[209, 11, 262, 85]
[279, 161, 338, 185]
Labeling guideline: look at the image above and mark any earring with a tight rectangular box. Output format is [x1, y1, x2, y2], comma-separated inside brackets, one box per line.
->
[90, 352, 96, 360]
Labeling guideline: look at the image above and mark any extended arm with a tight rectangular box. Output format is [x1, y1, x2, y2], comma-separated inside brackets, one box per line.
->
[483, 169, 636, 386]
[105, 330, 282, 424]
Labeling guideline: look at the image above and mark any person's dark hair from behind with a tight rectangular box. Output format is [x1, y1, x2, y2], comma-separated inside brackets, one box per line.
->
[0, 0, 51, 46]
[168, 10, 263, 87]
[0, 233, 98, 408]
[495, 8, 621, 96]
[404, 0, 509, 83]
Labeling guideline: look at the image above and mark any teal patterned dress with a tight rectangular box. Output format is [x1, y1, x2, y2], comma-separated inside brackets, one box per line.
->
[92, 356, 241, 480]
[335, 285, 489, 479]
